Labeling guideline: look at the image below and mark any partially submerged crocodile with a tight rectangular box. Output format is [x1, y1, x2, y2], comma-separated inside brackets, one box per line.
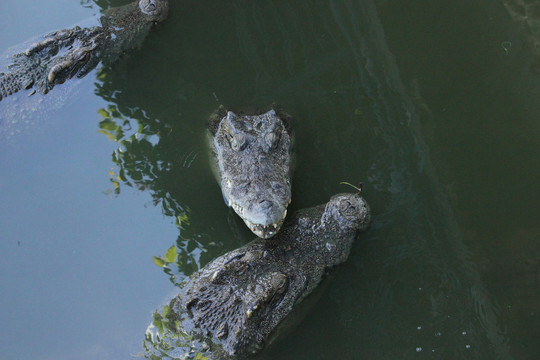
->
[208, 106, 294, 239]
[0, 0, 168, 101]
[145, 193, 370, 358]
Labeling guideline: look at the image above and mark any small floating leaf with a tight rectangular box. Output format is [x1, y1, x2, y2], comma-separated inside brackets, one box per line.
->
[152, 256, 166, 267]
[99, 119, 119, 131]
[340, 181, 363, 192]
[164, 245, 177, 263]
[97, 129, 114, 141]
[97, 129, 116, 142]
[97, 108, 109, 118]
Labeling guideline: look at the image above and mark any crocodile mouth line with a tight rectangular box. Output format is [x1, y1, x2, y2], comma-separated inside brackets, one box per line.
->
[231, 202, 289, 239]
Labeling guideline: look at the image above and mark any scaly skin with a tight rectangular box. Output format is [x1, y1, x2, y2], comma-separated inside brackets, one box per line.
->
[207, 105, 294, 239]
[159, 193, 370, 358]
[0, 0, 168, 101]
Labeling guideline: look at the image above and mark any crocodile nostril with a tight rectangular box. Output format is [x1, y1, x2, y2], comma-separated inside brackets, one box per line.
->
[236, 182, 249, 194]
[257, 199, 274, 210]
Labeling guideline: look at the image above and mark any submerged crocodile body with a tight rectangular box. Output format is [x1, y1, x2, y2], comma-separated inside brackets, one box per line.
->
[145, 193, 370, 358]
[0, 0, 168, 101]
[207, 106, 294, 239]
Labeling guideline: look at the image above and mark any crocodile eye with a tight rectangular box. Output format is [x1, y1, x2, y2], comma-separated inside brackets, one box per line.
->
[230, 133, 246, 151]
[140, 0, 156, 14]
[270, 273, 289, 294]
[265, 131, 280, 149]
[339, 200, 355, 213]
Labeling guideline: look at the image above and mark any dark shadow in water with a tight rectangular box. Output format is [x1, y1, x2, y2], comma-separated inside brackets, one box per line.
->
[378, 0, 540, 358]
[231, 2, 511, 359]
[83, 0, 519, 359]
[503, 0, 540, 72]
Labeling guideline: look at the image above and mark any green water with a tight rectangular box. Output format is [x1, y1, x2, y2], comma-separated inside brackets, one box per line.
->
[0, 0, 538, 359]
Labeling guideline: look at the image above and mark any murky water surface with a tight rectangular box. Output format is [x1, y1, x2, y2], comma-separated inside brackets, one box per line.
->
[0, 0, 538, 359]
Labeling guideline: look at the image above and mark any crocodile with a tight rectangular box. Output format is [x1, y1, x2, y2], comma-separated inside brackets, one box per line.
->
[145, 193, 370, 358]
[0, 0, 168, 101]
[207, 106, 294, 239]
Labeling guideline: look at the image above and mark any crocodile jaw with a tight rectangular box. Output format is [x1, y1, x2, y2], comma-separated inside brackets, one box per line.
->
[230, 201, 289, 239]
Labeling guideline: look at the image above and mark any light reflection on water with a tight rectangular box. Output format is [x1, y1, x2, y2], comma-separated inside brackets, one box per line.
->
[0, 0, 538, 359]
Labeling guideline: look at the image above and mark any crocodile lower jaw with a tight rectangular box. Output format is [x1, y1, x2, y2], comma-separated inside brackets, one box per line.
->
[245, 216, 286, 239]
[231, 202, 287, 238]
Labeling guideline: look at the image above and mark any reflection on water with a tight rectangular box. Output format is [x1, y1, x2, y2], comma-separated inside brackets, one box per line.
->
[98, 0, 534, 358]
[94, 65, 231, 280]
[89, 0, 510, 358]
[1, 0, 538, 358]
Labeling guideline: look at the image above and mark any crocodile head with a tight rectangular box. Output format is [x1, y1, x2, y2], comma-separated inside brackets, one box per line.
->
[209, 108, 293, 238]
[321, 193, 371, 234]
[176, 193, 370, 357]
[139, 0, 169, 22]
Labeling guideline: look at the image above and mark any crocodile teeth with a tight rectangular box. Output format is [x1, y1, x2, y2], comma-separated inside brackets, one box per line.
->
[231, 202, 244, 216]
[246, 303, 259, 318]
[210, 270, 221, 283]
[245, 217, 285, 239]
[230, 201, 289, 238]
